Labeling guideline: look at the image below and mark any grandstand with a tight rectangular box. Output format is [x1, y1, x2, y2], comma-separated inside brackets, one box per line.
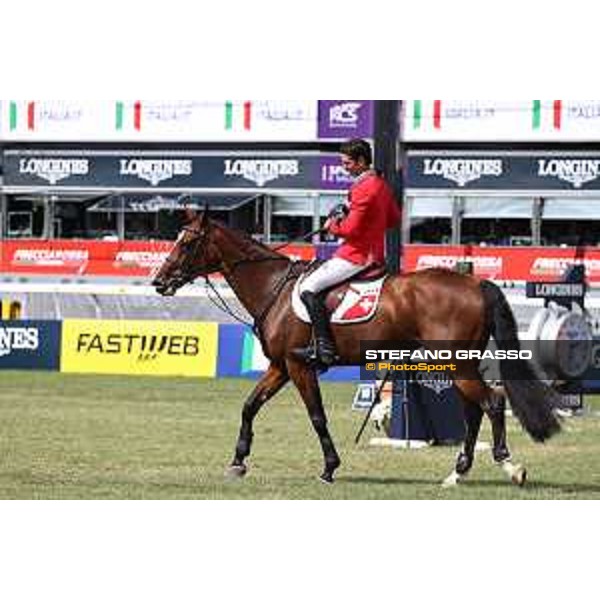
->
[3, 100, 600, 326]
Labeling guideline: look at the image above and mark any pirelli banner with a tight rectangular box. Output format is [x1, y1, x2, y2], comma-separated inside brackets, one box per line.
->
[407, 151, 600, 194]
[60, 320, 218, 377]
[2, 150, 352, 193]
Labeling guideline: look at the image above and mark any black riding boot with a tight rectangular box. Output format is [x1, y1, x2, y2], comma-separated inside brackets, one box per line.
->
[294, 291, 338, 368]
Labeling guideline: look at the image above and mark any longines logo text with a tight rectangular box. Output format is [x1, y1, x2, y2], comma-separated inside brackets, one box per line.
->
[76, 333, 199, 361]
[423, 158, 503, 187]
[224, 159, 299, 187]
[119, 159, 193, 186]
[0, 328, 39, 358]
[19, 158, 89, 185]
[537, 159, 600, 188]
[414, 372, 454, 395]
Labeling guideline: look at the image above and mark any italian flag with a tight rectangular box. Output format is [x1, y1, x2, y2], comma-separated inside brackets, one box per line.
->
[532, 100, 563, 130]
[224, 101, 252, 131]
[410, 100, 444, 130]
[114, 100, 253, 132]
[115, 101, 143, 131]
[7, 101, 37, 131]
[409, 100, 565, 131]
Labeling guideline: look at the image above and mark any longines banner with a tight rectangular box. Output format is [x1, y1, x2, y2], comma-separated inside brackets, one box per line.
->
[2, 150, 354, 192]
[407, 151, 600, 192]
[403, 100, 600, 142]
[0, 320, 61, 370]
[0, 100, 374, 142]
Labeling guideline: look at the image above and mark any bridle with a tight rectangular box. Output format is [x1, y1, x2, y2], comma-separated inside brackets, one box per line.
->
[164, 223, 302, 336]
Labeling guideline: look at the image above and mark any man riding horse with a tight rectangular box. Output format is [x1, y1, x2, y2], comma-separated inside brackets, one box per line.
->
[294, 138, 401, 368]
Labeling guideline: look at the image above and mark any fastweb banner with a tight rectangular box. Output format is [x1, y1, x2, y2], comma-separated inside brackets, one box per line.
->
[61, 320, 218, 377]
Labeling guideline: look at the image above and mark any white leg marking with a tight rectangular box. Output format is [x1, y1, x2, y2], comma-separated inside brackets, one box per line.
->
[500, 460, 527, 486]
[441, 470, 462, 488]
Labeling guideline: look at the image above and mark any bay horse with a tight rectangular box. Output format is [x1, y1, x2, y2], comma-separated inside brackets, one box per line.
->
[152, 209, 561, 487]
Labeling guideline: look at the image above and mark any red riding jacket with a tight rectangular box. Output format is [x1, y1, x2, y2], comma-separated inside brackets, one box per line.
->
[327, 171, 401, 266]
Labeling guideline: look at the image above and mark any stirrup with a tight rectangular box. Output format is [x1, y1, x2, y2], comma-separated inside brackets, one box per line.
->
[316, 342, 338, 367]
[292, 341, 338, 369]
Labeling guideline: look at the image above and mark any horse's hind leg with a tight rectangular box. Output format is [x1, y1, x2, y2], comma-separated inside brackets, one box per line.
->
[443, 397, 484, 488]
[287, 360, 341, 483]
[445, 377, 526, 487]
[482, 389, 527, 486]
[227, 363, 289, 479]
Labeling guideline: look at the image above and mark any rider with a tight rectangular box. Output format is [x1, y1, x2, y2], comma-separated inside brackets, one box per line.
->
[294, 138, 401, 368]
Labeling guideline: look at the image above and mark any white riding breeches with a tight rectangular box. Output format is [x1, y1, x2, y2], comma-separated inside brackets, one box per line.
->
[298, 257, 367, 295]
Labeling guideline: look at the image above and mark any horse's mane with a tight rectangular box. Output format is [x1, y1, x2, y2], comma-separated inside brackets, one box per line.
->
[211, 219, 289, 262]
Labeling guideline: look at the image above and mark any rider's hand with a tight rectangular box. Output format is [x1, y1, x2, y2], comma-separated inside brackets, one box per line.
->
[328, 203, 349, 222]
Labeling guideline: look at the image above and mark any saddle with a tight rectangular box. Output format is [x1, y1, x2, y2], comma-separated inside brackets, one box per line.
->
[292, 262, 388, 325]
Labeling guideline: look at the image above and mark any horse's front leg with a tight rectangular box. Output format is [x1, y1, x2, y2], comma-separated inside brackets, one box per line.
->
[227, 363, 289, 479]
[287, 360, 341, 483]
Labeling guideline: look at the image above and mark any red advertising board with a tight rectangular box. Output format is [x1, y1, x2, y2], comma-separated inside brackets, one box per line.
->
[0, 240, 173, 277]
[403, 245, 600, 281]
[2, 240, 600, 282]
[0, 240, 316, 278]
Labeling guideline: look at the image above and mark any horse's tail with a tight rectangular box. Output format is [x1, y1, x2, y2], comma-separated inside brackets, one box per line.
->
[480, 280, 561, 442]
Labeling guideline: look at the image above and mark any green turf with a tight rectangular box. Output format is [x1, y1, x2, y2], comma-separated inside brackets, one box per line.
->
[0, 371, 598, 499]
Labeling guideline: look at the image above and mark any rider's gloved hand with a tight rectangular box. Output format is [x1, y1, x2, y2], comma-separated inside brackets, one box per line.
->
[328, 203, 349, 222]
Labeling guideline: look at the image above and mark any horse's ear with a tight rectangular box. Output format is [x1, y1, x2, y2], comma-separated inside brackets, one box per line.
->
[183, 208, 198, 223]
[200, 202, 210, 225]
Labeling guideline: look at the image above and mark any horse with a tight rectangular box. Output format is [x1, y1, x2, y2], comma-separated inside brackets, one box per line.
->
[152, 208, 561, 487]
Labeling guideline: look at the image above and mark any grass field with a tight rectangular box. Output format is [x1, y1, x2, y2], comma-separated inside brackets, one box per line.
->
[0, 371, 598, 499]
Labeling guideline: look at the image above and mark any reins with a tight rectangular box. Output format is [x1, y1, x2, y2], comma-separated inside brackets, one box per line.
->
[173, 223, 321, 336]
[202, 257, 302, 338]
[269, 226, 326, 252]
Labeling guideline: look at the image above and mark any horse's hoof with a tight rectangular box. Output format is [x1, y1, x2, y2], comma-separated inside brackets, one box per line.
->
[501, 460, 527, 487]
[225, 464, 248, 479]
[319, 472, 335, 485]
[441, 472, 461, 488]
[511, 465, 527, 487]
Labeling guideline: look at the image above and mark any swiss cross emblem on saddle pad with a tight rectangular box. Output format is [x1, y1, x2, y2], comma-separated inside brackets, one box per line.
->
[292, 265, 388, 325]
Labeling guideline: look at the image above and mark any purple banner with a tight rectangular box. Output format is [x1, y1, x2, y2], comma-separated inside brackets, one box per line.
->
[319, 155, 354, 191]
[318, 100, 374, 140]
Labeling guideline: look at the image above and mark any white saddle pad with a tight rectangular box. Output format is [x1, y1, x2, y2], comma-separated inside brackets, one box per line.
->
[292, 276, 386, 325]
